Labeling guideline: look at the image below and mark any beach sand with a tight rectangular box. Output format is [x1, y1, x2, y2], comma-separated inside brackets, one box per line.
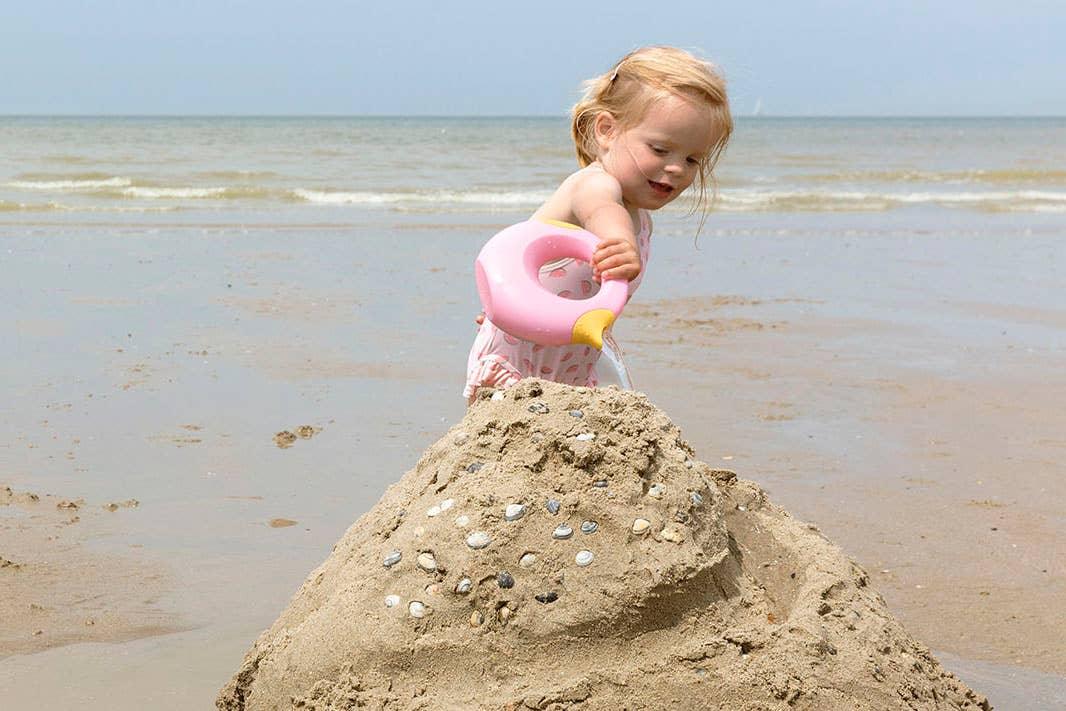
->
[217, 379, 990, 710]
[1, 212, 1064, 708]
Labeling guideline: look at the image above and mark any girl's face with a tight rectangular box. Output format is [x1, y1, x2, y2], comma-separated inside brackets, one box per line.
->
[594, 93, 718, 211]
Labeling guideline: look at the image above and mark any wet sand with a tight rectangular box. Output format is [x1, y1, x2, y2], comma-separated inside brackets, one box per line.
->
[1, 211, 1064, 708]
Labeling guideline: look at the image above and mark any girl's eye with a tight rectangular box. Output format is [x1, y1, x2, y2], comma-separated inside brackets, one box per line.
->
[649, 145, 667, 155]
[686, 157, 700, 165]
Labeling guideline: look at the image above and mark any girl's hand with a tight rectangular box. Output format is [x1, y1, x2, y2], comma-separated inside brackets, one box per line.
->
[592, 236, 641, 282]
[474, 312, 485, 326]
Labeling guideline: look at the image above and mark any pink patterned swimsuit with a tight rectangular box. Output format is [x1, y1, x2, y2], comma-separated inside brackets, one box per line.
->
[464, 210, 651, 401]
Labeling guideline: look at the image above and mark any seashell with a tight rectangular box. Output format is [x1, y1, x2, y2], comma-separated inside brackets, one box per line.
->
[575, 550, 594, 567]
[454, 432, 469, 445]
[674, 510, 689, 524]
[575, 432, 595, 441]
[466, 531, 491, 549]
[504, 503, 527, 521]
[498, 606, 512, 624]
[546, 499, 560, 515]
[490, 391, 505, 401]
[535, 591, 558, 604]
[439, 498, 455, 512]
[648, 483, 665, 499]
[408, 601, 426, 618]
[383, 550, 402, 568]
[455, 577, 472, 594]
[424, 583, 441, 596]
[552, 524, 573, 540]
[519, 553, 537, 568]
[580, 520, 598, 534]
[659, 525, 685, 543]
[497, 571, 515, 589]
[416, 552, 438, 572]
[454, 514, 470, 528]
[465, 462, 483, 473]
[384, 594, 400, 608]
[592, 480, 608, 488]
[569, 409, 584, 418]
[691, 492, 703, 506]
[470, 610, 484, 626]
[631, 518, 651, 535]
[426, 505, 441, 518]
[527, 402, 549, 414]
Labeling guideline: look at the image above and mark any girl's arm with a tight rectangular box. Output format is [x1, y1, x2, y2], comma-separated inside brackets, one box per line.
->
[570, 172, 642, 282]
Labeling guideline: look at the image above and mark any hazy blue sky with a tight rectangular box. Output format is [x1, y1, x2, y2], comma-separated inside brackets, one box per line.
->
[2, 1, 1063, 116]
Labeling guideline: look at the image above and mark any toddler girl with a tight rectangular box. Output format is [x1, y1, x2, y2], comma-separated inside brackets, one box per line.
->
[464, 46, 732, 402]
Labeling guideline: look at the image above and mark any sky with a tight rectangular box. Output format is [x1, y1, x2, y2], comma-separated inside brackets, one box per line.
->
[2, 0, 1064, 116]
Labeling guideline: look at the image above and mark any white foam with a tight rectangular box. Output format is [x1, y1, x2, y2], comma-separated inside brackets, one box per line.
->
[291, 188, 550, 207]
[715, 188, 1066, 211]
[121, 186, 228, 199]
[5, 177, 132, 190]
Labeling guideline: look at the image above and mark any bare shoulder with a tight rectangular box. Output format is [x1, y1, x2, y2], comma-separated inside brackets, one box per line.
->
[532, 165, 621, 224]
[568, 165, 623, 203]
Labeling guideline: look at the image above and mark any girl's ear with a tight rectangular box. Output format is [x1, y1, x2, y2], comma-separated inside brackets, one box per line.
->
[593, 112, 617, 152]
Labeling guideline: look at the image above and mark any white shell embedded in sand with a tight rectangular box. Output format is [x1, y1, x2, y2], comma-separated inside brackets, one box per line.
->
[648, 484, 665, 499]
[454, 514, 470, 528]
[519, 553, 537, 568]
[384, 594, 400, 608]
[580, 520, 598, 534]
[439, 498, 455, 512]
[491, 391, 505, 401]
[505, 503, 527, 521]
[383, 550, 402, 568]
[466, 531, 491, 549]
[426, 505, 441, 518]
[552, 524, 573, 540]
[469, 610, 484, 626]
[424, 583, 441, 596]
[455, 577, 472, 594]
[575, 550, 594, 567]
[408, 601, 426, 618]
[454, 432, 469, 445]
[632, 518, 651, 535]
[417, 552, 438, 572]
[691, 492, 704, 506]
[498, 606, 512, 623]
[575, 432, 596, 441]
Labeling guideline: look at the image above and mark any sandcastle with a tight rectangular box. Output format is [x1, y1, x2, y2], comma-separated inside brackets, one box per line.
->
[218, 380, 990, 710]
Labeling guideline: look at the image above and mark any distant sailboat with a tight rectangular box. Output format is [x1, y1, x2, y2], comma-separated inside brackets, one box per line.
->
[752, 98, 763, 116]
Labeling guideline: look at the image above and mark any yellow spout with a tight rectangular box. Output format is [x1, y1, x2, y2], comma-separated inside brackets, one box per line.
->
[571, 309, 616, 350]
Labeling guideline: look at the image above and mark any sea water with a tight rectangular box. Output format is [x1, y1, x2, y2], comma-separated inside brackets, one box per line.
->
[2, 116, 1064, 227]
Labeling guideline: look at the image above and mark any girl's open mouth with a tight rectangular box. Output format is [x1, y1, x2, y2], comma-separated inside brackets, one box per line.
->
[648, 180, 674, 196]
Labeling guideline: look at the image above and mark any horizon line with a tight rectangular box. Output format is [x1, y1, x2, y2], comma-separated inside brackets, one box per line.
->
[1, 113, 1065, 120]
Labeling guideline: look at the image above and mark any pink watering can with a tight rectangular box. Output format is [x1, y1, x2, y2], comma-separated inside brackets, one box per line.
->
[475, 219, 628, 350]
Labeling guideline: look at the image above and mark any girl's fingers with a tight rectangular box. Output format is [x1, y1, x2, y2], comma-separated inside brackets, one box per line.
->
[593, 245, 625, 262]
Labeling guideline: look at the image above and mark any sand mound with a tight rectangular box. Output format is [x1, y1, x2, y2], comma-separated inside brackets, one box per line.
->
[218, 380, 989, 710]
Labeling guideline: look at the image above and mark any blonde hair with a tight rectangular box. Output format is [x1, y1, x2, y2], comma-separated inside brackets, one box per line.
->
[571, 46, 733, 221]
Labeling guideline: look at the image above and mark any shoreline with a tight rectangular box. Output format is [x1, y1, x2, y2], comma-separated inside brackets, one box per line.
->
[1, 216, 1064, 708]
